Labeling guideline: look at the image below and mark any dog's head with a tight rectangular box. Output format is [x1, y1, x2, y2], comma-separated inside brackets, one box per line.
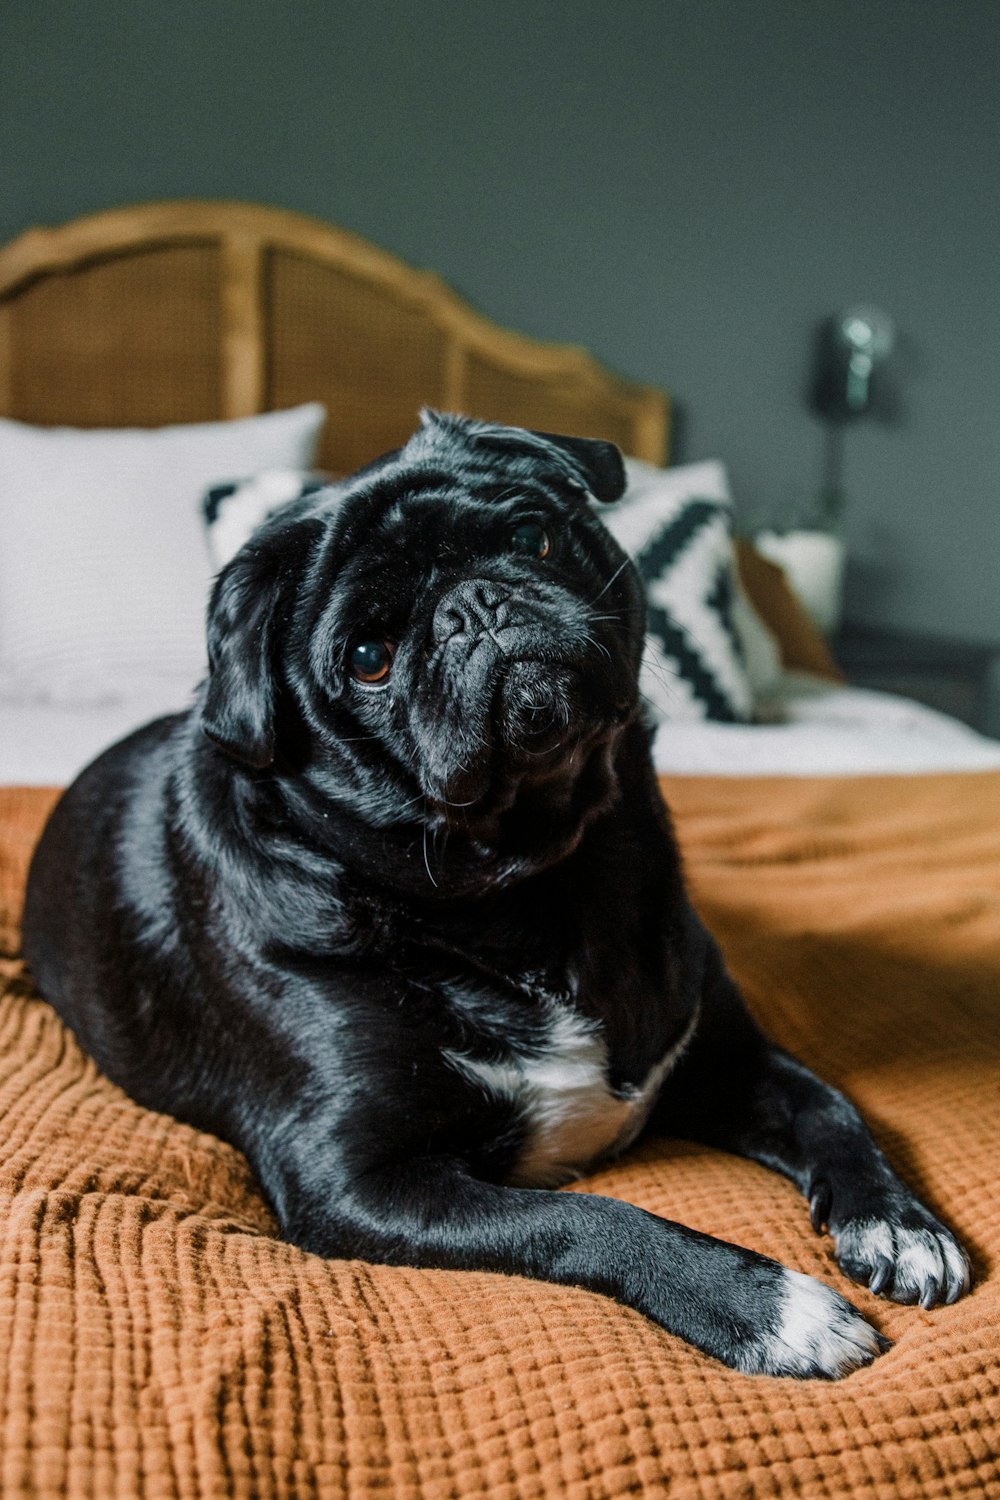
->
[200, 412, 645, 878]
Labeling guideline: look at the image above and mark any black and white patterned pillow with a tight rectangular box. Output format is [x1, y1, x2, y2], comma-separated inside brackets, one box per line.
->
[203, 469, 329, 570]
[601, 459, 753, 724]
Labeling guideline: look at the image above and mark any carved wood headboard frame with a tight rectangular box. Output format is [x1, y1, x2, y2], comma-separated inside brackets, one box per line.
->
[0, 200, 669, 473]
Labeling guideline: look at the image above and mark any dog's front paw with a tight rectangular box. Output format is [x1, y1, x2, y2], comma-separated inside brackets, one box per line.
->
[810, 1183, 971, 1308]
[834, 1215, 970, 1309]
[743, 1269, 887, 1379]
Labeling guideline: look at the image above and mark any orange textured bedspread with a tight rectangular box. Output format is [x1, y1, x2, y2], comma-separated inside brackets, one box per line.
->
[1, 774, 999, 1499]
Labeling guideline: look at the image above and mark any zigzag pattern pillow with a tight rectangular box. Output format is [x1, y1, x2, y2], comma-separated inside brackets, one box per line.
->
[203, 469, 330, 570]
[601, 459, 753, 724]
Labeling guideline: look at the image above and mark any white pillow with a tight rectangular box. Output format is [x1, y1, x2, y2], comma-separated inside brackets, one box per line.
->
[600, 458, 754, 724]
[0, 404, 325, 704]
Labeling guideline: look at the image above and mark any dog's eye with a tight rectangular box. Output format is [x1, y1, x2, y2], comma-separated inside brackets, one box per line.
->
[511, 521, 550, 558]
[350, 639, 394, 684]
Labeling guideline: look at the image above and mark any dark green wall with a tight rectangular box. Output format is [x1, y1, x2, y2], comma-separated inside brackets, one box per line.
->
[4, 0, 998, 643]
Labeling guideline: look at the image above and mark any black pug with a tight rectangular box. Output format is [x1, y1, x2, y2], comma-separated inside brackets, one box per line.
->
[23, 412, 970, 1378]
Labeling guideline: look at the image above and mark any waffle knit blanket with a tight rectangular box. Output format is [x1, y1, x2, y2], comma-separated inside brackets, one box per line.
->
[0, 774, 998, 1498]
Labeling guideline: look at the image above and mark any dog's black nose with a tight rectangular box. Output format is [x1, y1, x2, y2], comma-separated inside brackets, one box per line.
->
[432, 580, 511, 644]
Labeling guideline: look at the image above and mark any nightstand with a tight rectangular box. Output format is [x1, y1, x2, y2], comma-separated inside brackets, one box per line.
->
[833, 624, 1000, 739]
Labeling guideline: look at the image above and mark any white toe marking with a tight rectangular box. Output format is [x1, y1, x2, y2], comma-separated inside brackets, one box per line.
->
[836, 1218, 894, 1265]
[754, 1269, 882, 1378]
[944, 1238, 973, 1297]
[834, 1216, 970, 1300]
[897, 1235, 944, 1288]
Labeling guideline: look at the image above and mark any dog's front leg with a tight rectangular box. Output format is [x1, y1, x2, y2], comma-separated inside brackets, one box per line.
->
[656, 926, 971, 1310]
[273, 1151, 884, 1378]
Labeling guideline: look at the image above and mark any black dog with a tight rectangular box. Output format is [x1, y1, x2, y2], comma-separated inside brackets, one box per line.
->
[23, 412, 969, 1377]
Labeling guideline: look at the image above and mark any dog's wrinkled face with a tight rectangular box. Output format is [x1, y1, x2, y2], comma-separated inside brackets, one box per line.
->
[201, 413, 646, 871]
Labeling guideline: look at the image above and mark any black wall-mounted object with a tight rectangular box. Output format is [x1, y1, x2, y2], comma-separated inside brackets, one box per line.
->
[810, 306, 895, 423]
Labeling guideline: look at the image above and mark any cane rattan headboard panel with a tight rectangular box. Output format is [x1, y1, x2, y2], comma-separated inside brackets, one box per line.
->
[0, 200, 669, 473]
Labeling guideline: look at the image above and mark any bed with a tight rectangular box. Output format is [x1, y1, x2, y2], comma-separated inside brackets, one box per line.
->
[1, 201, 998, 1498]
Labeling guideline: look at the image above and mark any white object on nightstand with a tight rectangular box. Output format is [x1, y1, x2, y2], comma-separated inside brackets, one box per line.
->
[755, 529, 846, 636]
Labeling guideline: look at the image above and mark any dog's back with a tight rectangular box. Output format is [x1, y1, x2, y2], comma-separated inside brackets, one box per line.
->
[23, 715, 183, 1091]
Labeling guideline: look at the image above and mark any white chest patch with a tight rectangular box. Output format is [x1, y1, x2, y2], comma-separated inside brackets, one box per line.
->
[444, 999, 699, 1188]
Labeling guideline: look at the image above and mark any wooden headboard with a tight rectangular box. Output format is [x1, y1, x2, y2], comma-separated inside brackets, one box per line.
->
[0, 200, 669, 474]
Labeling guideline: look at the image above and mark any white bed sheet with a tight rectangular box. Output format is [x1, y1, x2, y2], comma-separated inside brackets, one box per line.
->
[0, 676, 198, 786]
[2, 673, 1000, 787]
[652, 674, 1000, 776]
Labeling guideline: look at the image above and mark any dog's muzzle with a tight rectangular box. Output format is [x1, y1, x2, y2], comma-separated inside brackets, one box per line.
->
[431, 577, 582, 666]
[413, 575, 622, 814]
[432, 579, 517, 649]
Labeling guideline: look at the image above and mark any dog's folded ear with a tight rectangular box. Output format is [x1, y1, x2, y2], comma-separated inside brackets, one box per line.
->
[201, 517, 322, 769]
[529, 430, 628, 504]
[414, 412, 628, 505]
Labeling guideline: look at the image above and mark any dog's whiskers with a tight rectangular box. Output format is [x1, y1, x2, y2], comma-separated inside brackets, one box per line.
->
[489, 483, 526, 506]
[421, 822, 439, 888]
[588, 559, 629, 605]
[583, 631, 612, 665]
